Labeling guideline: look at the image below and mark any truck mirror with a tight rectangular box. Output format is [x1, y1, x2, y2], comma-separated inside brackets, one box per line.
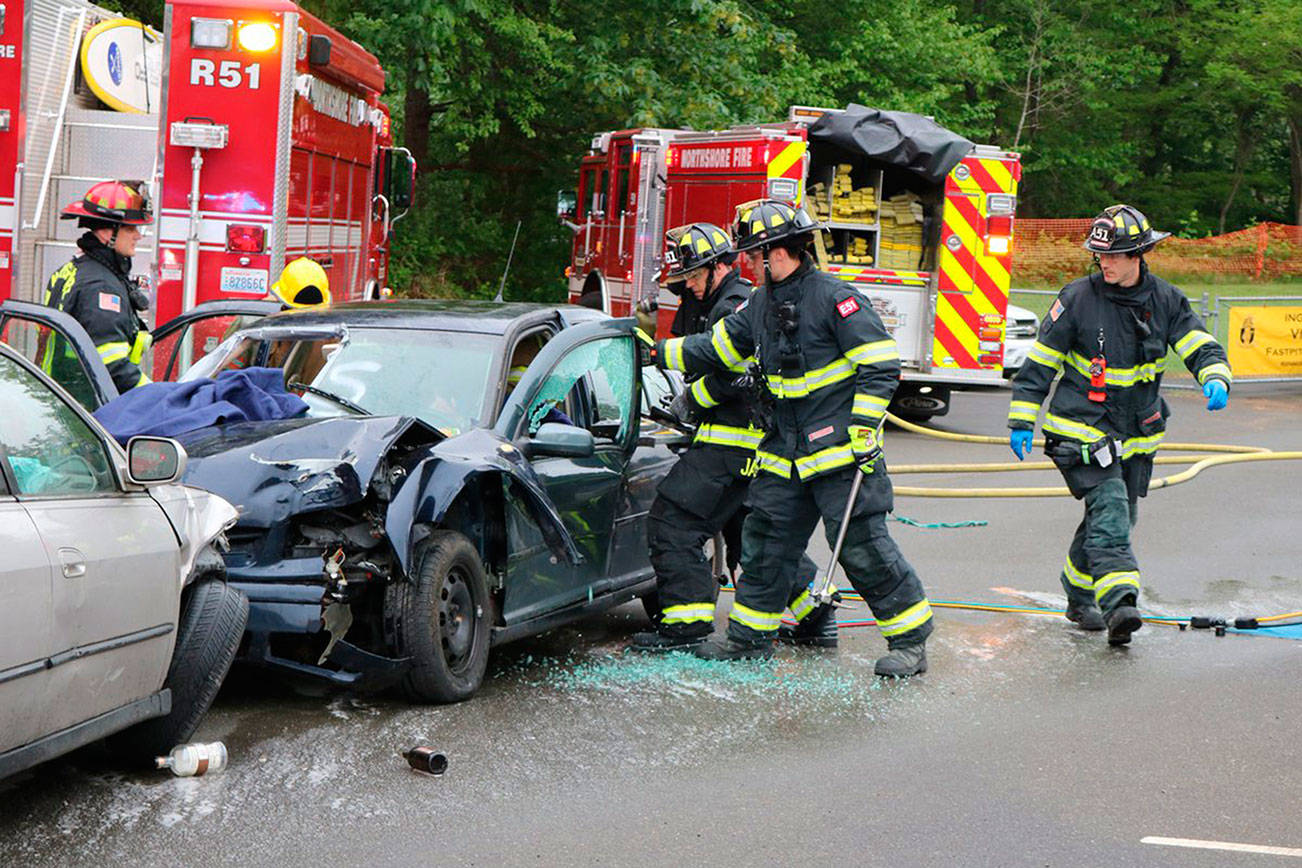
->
[556, 190, 577, 219]
[385, 149, 416, 212]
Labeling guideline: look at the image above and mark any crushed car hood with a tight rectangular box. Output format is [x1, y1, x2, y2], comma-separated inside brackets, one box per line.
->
[175, 416, 437, 527]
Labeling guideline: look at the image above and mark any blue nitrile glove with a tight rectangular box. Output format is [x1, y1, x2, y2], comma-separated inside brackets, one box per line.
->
[1010, 429, 1034, 460]
[1203, 380, 1228, 412]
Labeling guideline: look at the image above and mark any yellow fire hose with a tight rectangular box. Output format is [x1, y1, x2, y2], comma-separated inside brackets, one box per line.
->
[885, 412, 1302, 498]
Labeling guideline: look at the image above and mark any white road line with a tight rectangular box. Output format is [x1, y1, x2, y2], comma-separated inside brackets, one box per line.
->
[1142, 836, 1302, 858]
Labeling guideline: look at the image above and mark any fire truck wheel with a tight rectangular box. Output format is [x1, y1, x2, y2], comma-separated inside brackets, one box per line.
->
[385, 530, 493, 704]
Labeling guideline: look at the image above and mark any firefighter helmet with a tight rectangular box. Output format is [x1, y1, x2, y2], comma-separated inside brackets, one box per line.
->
[731, 199, 821, 253]
[660, 223, 734, 281]
[1082, 204, 1170, 255]
[271, 258, 332, 308]
[60, 180, 152, 226]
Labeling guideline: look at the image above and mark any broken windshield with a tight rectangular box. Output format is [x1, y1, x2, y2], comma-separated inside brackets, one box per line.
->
[183, 327, 499, 434]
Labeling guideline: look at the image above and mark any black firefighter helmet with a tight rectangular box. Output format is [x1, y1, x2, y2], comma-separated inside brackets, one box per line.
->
[660, 222, 734, 282]
[1083, 204, 1171, 255]
[732, 199, 821, 253]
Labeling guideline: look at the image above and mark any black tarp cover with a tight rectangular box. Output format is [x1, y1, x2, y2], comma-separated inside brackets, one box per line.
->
[806, 104, 975, 184]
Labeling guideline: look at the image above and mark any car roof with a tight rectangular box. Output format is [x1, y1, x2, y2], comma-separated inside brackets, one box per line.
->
[253, 299, 597, 335]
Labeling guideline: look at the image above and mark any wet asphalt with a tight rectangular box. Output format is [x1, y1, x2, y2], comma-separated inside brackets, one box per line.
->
[2, 383, 1300, 867]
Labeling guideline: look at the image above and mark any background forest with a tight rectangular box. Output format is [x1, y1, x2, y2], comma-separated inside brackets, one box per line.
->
[114, 0, 1302, 298]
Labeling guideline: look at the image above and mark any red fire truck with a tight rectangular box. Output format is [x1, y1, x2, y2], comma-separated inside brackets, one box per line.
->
[1, 0, 413, 353]
[562, 105, 1020, 417]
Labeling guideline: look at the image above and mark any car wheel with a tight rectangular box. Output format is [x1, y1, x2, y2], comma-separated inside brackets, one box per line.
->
[385, 530, 492, 703]
[109, 577, 249, 762]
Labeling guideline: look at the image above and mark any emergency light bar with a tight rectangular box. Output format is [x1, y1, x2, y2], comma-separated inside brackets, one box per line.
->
[190, 18, 233, 50]
[170, 121, 229, 150]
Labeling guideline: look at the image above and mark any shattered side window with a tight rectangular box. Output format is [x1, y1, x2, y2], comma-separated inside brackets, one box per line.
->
[527, 336, 634, 441]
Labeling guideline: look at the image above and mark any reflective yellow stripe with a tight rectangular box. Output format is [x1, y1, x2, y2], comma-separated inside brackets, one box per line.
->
[1008, 400, 1039, 424]
[1027, 341, 1064, 370]
[1174, 330, 1215, 359]
[128, 330, 151, 365]
[1120, 432, 1164, 459]
[729, 601, 783, 632]
[97, 341, 131, 364]
[135, 370, 151, 387]
[710, 319, 743, 368]
[690, 377, 718, 408]
[789, 585, 835, 621]
[853, 393, 890, 420]
[662, 603, 714, 625]
[766, 356, 855, 398]
[878, 599, 934, 637]
[1063, 557, 1093, 591]
[662, 337, 686, 371]
[845, 339, 899, 366]
[755, 450, 792, 478]
[694, 423, 764, 450]
[794, 443, 855, 478]
[1064, 351, 1165, 386]
[1042, 412, 1105, 443]
[1093, 571, 1140, 603]
[1197, 362, 1232, 386]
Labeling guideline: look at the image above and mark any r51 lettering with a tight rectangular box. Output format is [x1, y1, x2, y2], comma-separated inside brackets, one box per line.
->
[189, 58, 262, 90]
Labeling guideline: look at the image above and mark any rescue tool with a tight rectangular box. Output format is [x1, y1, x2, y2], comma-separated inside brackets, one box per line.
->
[809, 467, 864, 607]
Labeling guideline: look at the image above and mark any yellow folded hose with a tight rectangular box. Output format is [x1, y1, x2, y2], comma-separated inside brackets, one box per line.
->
[885, 412, 1302, 498]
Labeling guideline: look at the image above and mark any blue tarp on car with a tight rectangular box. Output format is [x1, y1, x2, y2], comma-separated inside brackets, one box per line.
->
[93, 367, 308, 444]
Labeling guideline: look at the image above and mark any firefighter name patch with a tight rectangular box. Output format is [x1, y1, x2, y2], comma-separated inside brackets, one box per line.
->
[808, 425, 834, 442]
[836, 297, 860, 318]
[99, 292, 121, 313]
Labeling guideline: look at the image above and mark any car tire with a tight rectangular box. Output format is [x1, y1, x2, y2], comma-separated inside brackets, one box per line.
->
[385, 530, 492, 703]
[109, 578, 249, 762]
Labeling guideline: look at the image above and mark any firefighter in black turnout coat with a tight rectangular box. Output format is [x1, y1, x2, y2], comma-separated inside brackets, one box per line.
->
[657, 202, 934, 675]
[1008, 205, 1231, 645]
[632, 224, 829, 652]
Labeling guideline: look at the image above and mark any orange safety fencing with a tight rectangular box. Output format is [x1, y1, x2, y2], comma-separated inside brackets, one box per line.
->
[1012, 220, 1302, 285]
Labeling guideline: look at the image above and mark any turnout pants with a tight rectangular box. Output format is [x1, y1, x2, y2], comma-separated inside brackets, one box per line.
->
[648, 445, 816, 637]
[731, 466, 933, 648]
[1053, 451, 1154, 616]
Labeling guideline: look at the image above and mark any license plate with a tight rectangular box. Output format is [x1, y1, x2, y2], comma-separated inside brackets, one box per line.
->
[220, 267, 269, 295]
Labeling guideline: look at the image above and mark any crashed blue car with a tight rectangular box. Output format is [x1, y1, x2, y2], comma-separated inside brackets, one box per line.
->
[1, 299, 682, 702]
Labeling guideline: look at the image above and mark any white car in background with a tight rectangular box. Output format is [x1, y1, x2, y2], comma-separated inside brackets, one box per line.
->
[1003, 302, 1041, 378]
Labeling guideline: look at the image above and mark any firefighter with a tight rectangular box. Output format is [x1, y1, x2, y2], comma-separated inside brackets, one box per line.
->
[631, 223, 830, 653]
[1007, 204, 1231, 645]
[271, 257, 332, 309]
[44, 180, 154, 393]
[655, 201, 934, 675]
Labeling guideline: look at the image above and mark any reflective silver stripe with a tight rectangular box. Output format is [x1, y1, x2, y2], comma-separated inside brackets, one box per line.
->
[1197, 362, 1232, 386]
[1008, 400, 1039, 424]
[755, 450, 792, 478]
[710, 319, 743, 368]
[1027, 341, 1065, 370]
[789, 586, 833, 621]
[794, 443, 855, 478]
[878, 600, 933, 637]
[1093, 571, 1140, 603]
[690, 378, 718, 408]
[1063, 557, 1093, 590]
[766, 356, 855, 399]
[97, 341, 131, 364]
[662, 337, 686, 371]
[1174, 330, 1215, 359]
[845, 339, 899, 366]
[853, 393, 890, 420]
[662, 603, 715, 625]
[729, 601, 783, 632]
[1064, 351, 1165, 386]
[1043, 413, 1105, 442]
[694, 423, 764, 449]
[1120, 432, 1165, 458]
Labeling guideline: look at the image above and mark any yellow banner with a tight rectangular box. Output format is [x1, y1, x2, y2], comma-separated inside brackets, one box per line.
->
[1227, 306, 1302, 376]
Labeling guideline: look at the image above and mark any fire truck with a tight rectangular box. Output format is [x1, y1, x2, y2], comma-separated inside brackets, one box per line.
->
[562, 105, 1020, 417]
[1, 0, 413, 360]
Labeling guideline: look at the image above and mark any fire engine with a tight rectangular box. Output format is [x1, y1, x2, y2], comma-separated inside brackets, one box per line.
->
[1, 0, 413, 358]
[562, 105, 1020, 417]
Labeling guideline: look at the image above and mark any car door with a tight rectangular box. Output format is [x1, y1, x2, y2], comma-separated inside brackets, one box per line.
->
[0, 439, 55, 757]
[0, 351, 179, 730]
[495, 318, 638, 622]
[147, 299, 283, 381]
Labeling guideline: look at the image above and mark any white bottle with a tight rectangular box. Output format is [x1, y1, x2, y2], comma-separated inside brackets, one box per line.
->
[155, 741, 228, 777]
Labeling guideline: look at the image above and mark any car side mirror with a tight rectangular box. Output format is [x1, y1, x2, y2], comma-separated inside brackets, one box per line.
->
[525, 423, 594, 459]
[556, 189, 577, 220]
[126, 436, 187, 485]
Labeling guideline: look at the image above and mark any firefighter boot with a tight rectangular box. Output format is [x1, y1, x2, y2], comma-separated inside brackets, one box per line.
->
[1106, 605, 1144, 646]
[874, 642, 927, 677]
[629, 627, 709, 654]
[1066, 601, 1106, 631]
[693, 635, 775, 661]
[778, 603, 839, 647]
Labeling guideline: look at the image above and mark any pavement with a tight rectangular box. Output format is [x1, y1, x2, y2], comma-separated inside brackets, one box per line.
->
[2, 382, 1300, 867]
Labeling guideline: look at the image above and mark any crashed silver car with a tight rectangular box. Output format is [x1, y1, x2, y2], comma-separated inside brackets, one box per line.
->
[0, 343, 247, 779]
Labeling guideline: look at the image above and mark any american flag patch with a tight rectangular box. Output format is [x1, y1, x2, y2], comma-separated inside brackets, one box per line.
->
[98, 292, 121, 313]
[1049, 299, 1064, 322]
[836, 297, 860, 318]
